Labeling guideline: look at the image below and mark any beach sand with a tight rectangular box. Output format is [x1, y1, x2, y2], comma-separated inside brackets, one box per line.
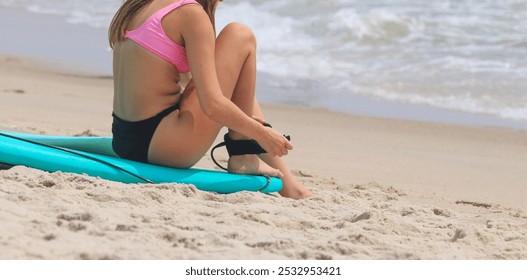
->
[1, 54, 526, 259]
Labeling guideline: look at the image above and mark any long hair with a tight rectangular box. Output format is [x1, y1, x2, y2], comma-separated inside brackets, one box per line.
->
[196, 0, 219, 30]
[108, 0, 220, 49]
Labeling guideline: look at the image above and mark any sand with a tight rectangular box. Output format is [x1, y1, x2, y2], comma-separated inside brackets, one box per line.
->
[1, 54, 526, 260]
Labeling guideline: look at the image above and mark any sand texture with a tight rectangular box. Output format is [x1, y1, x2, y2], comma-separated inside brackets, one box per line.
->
[1, 54, 526, 259]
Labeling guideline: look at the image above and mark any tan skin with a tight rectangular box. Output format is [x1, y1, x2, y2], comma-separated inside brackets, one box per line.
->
[113, 0, 312, 199]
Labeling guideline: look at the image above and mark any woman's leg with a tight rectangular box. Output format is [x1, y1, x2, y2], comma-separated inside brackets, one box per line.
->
[149, 23, 280, 176]
[252, 101, 313, 199]
[149, 23, 311, 198]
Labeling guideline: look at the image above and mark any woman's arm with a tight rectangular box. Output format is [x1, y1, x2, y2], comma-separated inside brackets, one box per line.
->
[178, 5, 291, 156]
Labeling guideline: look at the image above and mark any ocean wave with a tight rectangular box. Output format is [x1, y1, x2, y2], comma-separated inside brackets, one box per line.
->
[1, 0, 526, 123]
[327, 8, 418, 43]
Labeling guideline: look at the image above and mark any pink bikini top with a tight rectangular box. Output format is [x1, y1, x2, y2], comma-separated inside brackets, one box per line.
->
[125, 0, 198, 73]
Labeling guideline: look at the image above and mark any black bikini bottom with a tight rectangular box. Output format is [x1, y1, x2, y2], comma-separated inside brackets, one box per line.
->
[111, 103, 180, 163]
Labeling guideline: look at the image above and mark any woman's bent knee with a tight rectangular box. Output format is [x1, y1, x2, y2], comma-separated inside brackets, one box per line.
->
[218, 22, 256, 46]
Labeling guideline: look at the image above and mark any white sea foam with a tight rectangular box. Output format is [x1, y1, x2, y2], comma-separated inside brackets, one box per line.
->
[1, 0, 526, 124]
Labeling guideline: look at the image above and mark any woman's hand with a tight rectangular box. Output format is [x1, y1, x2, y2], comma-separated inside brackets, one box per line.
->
[255, 126, 293, 157]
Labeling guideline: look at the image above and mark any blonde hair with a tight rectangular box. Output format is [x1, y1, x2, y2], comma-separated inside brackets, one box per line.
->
[108, 0, 220, 48]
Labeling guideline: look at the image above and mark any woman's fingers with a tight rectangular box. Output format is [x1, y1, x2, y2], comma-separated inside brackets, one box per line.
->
[257, 127, 293, 157]
[285, 138, 293, 150]
[273, 136, 292, 157]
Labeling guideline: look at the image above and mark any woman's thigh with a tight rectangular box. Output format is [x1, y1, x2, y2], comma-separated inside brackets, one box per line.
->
[147, 23, 256, 168]
[147, 85, 222, 168]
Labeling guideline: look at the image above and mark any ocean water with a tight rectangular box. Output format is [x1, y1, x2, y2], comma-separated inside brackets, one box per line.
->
[1, 0, 526, 127]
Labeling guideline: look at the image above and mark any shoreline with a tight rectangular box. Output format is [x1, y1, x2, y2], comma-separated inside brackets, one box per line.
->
[1, 5, 526, 132]
[0, 5, 112, 76]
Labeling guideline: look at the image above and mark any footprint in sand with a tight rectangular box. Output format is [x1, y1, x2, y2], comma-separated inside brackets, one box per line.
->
[56, 212, 93, 232]
[2, 89, 25, 94]
[351, 212, 372, 223]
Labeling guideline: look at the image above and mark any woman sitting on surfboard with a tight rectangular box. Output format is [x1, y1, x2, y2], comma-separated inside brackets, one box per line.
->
[108, 0, 312, 199]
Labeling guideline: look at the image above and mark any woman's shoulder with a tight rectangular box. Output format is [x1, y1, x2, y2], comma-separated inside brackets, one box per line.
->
[165, 1, 207, 22]
[162, 1, 211, 40]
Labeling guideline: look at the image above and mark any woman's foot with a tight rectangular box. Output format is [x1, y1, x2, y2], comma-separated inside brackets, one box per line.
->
[278, 174, 313, 199]
[228, 154, 283, 178]
[226, 140, 312, 199]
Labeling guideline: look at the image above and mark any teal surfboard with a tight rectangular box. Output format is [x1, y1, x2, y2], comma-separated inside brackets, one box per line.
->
[0, 132, 282, 193]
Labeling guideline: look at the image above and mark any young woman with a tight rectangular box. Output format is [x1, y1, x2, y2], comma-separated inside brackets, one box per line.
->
[109, 0, 312, 199]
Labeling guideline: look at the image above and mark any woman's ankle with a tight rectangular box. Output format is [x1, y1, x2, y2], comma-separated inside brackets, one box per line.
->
[227, 130, 249, 141]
